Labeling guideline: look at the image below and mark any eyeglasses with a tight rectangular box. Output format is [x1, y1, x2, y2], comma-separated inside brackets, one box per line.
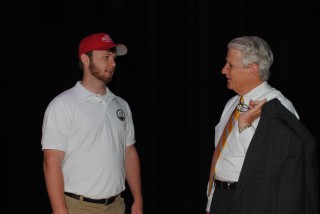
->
[236, 102, 249, 112]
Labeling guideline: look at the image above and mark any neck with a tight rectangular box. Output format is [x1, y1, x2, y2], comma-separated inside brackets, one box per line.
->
[81, 78, 107, 95]
[238, 80, 264, 96]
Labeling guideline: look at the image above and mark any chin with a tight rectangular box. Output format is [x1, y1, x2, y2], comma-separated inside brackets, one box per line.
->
[105, 78, 113, 84]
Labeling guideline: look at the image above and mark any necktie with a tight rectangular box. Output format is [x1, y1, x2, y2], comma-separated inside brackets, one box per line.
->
[207, 96, 244, 195]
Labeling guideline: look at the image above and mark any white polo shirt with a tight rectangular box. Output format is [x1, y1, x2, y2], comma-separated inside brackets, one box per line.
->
[41, 81, 135, 199]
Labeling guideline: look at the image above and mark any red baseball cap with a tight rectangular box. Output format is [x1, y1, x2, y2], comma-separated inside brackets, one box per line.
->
[78, 33, 128, 58]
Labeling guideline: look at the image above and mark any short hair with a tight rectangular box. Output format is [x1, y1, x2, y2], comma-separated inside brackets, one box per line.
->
[227, 36, 273, 81]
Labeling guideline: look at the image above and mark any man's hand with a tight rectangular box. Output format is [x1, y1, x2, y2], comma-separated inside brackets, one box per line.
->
[238, 99, 267, 130]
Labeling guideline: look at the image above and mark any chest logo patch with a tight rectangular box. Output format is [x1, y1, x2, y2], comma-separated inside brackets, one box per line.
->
[117, 109, 125, 121]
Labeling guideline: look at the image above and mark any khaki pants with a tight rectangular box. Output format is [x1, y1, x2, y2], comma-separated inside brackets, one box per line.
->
[65, 194, 125, 214]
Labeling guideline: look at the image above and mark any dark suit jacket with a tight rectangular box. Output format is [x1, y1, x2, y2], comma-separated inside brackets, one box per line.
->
[229, 98, 319, 214]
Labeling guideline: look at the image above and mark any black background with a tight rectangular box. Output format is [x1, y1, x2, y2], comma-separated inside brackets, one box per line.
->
[5, 0, 319, 213]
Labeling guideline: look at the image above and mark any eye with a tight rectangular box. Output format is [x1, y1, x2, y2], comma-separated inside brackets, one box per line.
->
[102, 54, 116, 61]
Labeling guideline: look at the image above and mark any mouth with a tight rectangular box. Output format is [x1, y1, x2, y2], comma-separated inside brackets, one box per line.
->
[105, 69, 114, 74]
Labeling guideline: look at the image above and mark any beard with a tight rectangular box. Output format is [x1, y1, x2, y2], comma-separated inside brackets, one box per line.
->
[89, 61, 113, 83]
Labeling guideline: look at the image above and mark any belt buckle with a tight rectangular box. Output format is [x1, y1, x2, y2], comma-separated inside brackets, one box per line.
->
[226, 181, 231, 190]
[104, 198, 110, 205]
[104, 195, 116, 206]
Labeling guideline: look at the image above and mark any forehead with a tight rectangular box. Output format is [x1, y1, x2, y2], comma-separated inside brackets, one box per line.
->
[227, 48, 242, 61]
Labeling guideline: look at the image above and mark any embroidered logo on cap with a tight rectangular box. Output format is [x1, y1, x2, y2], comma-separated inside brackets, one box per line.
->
[102, 34, 113, 43]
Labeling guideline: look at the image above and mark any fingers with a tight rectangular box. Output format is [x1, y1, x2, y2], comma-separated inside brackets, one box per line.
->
[239, 99, 266, 124]
[249, 99, 267, 109]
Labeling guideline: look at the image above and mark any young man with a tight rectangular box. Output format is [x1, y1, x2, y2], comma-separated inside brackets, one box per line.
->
[42, 32, 143, 214]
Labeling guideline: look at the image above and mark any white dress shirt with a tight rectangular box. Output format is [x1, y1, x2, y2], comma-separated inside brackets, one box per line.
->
[206, 81, 299, 211]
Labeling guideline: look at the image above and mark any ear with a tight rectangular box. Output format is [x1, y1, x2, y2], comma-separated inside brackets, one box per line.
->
[80, 54, 90, 66]
[249, 63, 259, 80]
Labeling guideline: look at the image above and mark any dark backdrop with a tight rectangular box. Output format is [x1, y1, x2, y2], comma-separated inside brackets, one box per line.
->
[6, 0, 319, 213]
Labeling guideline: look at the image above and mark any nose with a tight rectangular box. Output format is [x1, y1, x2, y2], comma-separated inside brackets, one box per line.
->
[221, 64, 228, 74]
[109, 58, 116, 66]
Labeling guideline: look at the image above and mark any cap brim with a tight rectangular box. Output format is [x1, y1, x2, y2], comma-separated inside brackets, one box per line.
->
[85, 44, 128, 57]
[115, 44, 128, 56]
